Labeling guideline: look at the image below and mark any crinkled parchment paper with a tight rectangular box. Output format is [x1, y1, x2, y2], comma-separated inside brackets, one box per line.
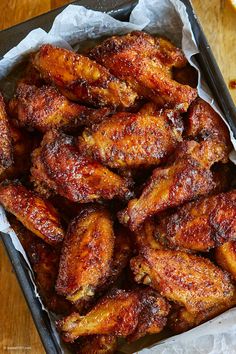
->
[0, 1, 236, 353]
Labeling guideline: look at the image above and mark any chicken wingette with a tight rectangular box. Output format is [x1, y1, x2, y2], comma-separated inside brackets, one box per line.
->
[0, 93, 13, 168]
[130, 249, 234, 314]
[78, 105, 183, 169]
[118, 140, 217, 231]
[31, 130, 132, 202]
[9, 84, 111, 133]
[56, 206, 115, 306]
[156, 190, 236, 252]
[0, 182, 64, 245]
[89, 31, 197, 111]
[185, 98, 232, 164]
[57, 288, 170, 342]
[32, 44, 137, 109]
[215, 241, 236, 281]
[9, 215, 73, 314]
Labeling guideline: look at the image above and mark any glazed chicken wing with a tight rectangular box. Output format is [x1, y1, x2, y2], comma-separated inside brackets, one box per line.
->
[0, 182, 64, 245]
[215, 241, 236, 281]
[89, 31, 197, 111]
[8, 215, 73, 314]
[0, 93, 13, 168]
[9, 84, 111, 133]
[31, 130, 132, 202]
[56, 206, 115, 306]
[78, 106, 183, 169]
[118, 140, 216, 231]
[156, 190, 236, 252]
[130, 249, 234, 314]
[57, 288, 169, 342]
[32, 44, 137, 109]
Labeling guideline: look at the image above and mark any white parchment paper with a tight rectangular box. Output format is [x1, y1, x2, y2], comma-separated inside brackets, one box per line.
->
[0, 1, 236, 353]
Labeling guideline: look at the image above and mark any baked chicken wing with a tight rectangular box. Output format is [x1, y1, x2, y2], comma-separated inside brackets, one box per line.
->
[9, 83, 111, 133]
[57, 288, 170, 342]
[0, 182, 64, 245]
[156, 190, 236, 252]
[89, 31, 197, 111]
[31, 130, 132, 202]
[130, 249, 234, 314]
[78, 106, 183, 169]
[32, 44, 137, 109]
[215, 241, 236, 281]
[185, 98, 232, 164]
[56, 206, 115, 306]
[0, 93, 13, 168]
[8, 215, 73, 314]
[118, 140, 216, 231]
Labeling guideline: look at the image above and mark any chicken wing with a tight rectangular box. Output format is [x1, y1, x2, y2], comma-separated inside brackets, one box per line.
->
[134, 218, 163, 252]
[76, 335, 117, 354]
[9, 83, 111, 133]
[57, 288, 169, 342]
[118, 140, 216, 231]
[0, 124, 38, 182]
[156, 190, 236, 252]
[215, 241, 236, 281]
[130, 249, 234, 314]
[56, 206, 115, 306]
[185, 98, 231, 164]
[31, 130, 132, 202]
[0, 182, 64, 245]
[0, 93, 13, 168]
[8, 215, 73, 314]
[32, 44, 137, 109]
[89, 31, 197, 111]
[77, 106, 183, 169]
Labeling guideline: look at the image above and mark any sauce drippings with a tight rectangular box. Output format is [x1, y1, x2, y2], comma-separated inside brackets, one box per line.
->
[229, 80, 236, 89]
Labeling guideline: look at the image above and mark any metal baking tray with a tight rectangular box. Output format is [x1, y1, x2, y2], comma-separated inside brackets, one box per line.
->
[1, 1, 236, 353]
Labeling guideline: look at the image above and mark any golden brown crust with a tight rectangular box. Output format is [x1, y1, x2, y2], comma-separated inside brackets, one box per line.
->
[157, 190, 236, 252]
[134, 218, 163, 252]
[130, 249, 234, 313]
[78, 107, 183, 169]
[32, 44, 137, 109]
[76, 335, 117, 354]
[56, 206, 115, 305]
[0, 182, 64, 245]
[57, 288, 169, 342]
[185, 98, 232, 164]
[0, 93, 13, 168]
[215, 241, 236, 280]
[31, 130, 133, 202]
[89, 31, 197, 111]
[8, 215, 73, 314]
[9, 83, 111, 133]
[118, 140, 216, 231]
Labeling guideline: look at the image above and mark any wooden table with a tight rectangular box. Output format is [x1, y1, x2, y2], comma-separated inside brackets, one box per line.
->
[0, 1, 235, 353]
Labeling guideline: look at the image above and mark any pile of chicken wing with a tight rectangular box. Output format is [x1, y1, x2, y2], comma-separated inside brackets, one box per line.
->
[1, 31, 236, 353]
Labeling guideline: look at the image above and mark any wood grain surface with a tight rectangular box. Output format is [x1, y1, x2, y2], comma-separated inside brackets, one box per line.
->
[0, 1, 236, 353]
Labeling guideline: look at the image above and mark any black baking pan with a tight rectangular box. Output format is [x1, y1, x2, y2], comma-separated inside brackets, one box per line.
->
[1, 1, 236, 353]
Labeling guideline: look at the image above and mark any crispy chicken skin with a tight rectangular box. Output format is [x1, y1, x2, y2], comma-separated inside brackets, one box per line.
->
[77, 106, 183, 169]
[76, 335, 117, 354]
[0, 124, 37, 181]
[56, 206, 115, 305]
[130, 249, 234, 314]
[156, 190, 236, 252]
[8, 215, 73, 314]
[0, 182, 64, 245]
[57, 288, 169, 342]
[135, 218, 163, 252]
[118, 140, 217, 231]
[32, 44, 137, 109]
[185, 98, 232, 164]
[9, 84, 111, 133]
[0, 93, 13, 168]
[31, 130, 132, 202]
[89, 31, 197, 111]
[215, 241, 236, 280]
